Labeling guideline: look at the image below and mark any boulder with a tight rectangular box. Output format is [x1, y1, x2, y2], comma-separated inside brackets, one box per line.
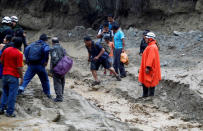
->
[195, 0, 203, 13]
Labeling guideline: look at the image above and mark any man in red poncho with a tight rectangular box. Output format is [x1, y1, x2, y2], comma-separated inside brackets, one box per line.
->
[138, 32, 161, 97]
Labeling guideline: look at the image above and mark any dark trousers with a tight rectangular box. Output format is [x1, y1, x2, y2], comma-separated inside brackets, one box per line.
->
[113, 49, 126, 76]
[53, 73, 65, 101]
[0, 75, 19, 115]
[142, 84, 155, 97]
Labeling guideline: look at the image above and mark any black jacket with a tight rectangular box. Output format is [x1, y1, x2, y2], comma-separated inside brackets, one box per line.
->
[140, 39, 148, 54]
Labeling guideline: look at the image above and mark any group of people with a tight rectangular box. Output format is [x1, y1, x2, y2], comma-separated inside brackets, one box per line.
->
[84, 14, 127, 86]
[0, 16, 67, 117]
[85, 14, 161, 97]
[0, 14, 161, 118]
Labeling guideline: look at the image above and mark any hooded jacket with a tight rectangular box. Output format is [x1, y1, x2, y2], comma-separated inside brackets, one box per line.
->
[138, 40, 161, 87]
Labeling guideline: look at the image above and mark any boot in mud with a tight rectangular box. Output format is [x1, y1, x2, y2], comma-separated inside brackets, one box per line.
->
[116, 75, 121, 81]
[0, 110, 4, 115]
[142, 84, 148, 97]
[149, 87, 155, 96]
[92, 81, 100, 86]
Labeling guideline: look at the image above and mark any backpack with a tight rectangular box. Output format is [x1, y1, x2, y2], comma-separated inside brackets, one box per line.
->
[51, 44, 66, 67]
[27, 41, 44, 62]
[53, 55, 73, 76]
[100, 42, 111, 54]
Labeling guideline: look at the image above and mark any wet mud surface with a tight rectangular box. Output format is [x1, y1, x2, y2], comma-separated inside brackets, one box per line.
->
[0, 29, 203, 130]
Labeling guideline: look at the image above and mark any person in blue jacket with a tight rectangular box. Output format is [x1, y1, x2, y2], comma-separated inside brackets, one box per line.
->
[18, 34, 51, 99]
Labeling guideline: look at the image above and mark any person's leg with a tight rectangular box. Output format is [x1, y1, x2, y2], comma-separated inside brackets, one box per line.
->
[0, 78, 3, 96]
[149, 87, 155, 96]
[108, 57, 113, 75]
[90, 60, 100, 82]
[19, 66, 36, 91]
[6, 75, 19, 116]
[142, 84, 148, 97]
[91, 70, 99, 82]
[37, 65, 50, 96]
[113, 49, 119, 74]
[104, 69, 107, 75]
[118, 49, 126, 77]
[53, 73, 63, 101]
[62, 76, 65, 95]
[108, 67, 121, 81]
[0, 76, 9, 113]
[103, 58, 121, 81]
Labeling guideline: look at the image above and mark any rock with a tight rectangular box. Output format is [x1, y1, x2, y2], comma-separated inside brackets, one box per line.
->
[173, 31, 185, 36]
[40, 108, 59, 121]
[195, 0, 203, 13]
[147, 0, 195, 15]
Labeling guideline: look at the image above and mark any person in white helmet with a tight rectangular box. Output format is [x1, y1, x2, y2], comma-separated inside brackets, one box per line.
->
[0, 16, 13, 44]
[138, 32, 161, 98]
[11, 16, 27, 51]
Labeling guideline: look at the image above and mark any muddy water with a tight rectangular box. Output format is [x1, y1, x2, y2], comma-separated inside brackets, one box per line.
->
[0, 39, 202, 130]
[66, 72, 202, 131]
[62, 41, 203, 130]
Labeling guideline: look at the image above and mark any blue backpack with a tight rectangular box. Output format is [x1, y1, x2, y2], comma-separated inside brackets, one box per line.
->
[27, 41, 44, 62]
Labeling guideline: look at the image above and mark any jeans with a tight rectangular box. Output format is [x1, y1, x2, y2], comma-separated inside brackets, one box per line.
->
[0, 75, 19, 115]
[0, 79, 3, 96]
[113, 49, 126, 76]
[19, 65, 50, 95]
[53, 73, 65, 101]
[142, 84, 155, 97]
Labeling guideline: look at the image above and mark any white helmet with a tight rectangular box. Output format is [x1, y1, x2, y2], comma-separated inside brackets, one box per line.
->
[2, 16, 11, 24]
[145, 32, 156, 39]
[11, 16, 18, 22]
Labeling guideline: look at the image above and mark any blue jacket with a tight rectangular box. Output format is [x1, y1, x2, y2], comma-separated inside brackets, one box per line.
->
[24, 40, 50, 65]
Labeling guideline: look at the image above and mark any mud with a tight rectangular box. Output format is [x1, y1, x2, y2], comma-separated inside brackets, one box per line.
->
[0, 28, 203, 130]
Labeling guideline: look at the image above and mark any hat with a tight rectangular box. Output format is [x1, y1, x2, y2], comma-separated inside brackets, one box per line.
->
[2, 16, 11, 24]
[52, 37, 59, 43]
[40, 34, 48, 41]
[11, 16, 18, 22]
[112, 22, 120, 30]
[84, 36, 92, 41]
[145, 32, 156, 39]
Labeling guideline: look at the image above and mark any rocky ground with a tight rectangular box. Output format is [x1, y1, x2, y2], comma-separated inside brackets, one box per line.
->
[0, 28, 203, 131]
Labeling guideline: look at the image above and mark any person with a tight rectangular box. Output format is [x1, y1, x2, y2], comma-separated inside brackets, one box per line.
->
[97, 22, 114, 43]
[0, 37, 23, 117]
[138, 32, 161, 97]
[11, 16, 27, 51]
[103, 36, 114, 75]
[84, 36, 121, 86]
[139, 30, 150, 55]
[18, 34, 51, 99]
[1, 35, 14, 52]
[107, 14, 115, 31]
[0, 35, 14, 96]
[50, 37, 66, 102]
[0, 16, 13, 44]
[112, 22, 126, 78]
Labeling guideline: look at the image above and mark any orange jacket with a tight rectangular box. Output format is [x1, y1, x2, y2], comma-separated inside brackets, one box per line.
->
[138, 40, 161, 87]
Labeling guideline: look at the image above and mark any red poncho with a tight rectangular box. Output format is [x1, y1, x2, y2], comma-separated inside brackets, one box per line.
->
[138, 40, 161, 87]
